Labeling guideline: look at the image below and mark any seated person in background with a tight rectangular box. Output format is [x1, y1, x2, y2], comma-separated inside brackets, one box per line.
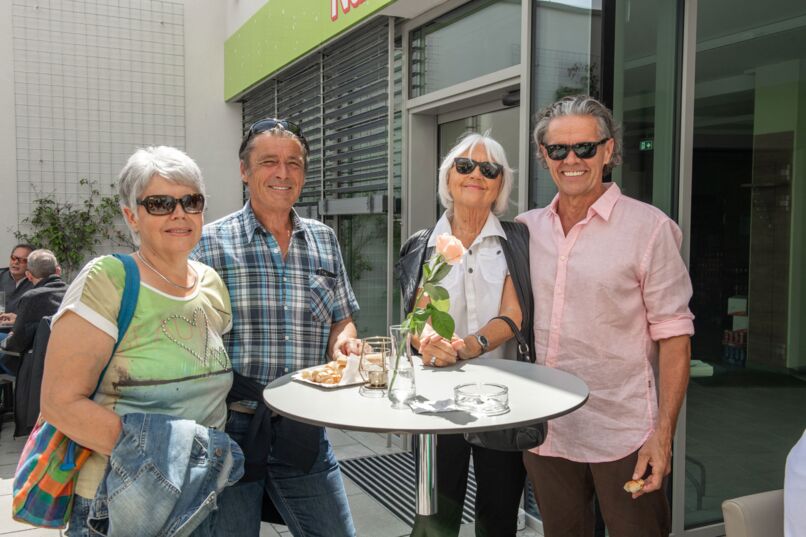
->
[0, 243, 35, 314]
[1, 249, 67, 355]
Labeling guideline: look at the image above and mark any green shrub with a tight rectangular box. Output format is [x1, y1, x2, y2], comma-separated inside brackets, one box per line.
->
[15, 179, 134, 279]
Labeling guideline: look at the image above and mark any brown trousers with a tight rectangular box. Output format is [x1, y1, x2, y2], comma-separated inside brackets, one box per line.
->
[523, 450, 670, 537]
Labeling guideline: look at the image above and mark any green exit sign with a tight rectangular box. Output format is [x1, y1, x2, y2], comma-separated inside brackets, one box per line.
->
[640, 139, 654, 151]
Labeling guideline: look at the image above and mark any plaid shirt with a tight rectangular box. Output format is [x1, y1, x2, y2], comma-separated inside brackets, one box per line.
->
[192, 202, 359, 387]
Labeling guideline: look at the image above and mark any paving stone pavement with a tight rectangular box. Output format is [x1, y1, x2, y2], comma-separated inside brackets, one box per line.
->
[1, 420, 540, 536]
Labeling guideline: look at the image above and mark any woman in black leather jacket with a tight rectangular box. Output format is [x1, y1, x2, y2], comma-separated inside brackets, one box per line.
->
[396, 133, 533, 537]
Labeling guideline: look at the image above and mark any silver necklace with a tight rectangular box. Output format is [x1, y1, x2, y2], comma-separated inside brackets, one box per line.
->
[136, 251, 198, 290]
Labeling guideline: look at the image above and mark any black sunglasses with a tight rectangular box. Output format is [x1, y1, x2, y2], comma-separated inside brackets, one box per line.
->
[239, 118, 310, 156]
[136, 194, 205, 216]
[453, 157, 503, 180]
[543, 138, 610, 160]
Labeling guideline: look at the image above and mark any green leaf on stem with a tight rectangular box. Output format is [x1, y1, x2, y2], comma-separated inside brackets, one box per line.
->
[423, 262, 432, 280]
[423, 283, 448, 301]
[431, 260, 452, 282]
[431, 298, 450, 312]
[430, 309, 455, 339]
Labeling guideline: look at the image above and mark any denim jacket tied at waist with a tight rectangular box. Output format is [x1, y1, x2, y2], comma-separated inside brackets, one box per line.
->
[87, 413, 244, 537]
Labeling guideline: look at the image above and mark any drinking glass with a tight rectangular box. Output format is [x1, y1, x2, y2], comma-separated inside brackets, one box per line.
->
[358, 336, 390, 397]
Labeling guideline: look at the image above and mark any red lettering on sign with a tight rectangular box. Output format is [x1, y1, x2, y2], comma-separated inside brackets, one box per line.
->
[331, 0, 365, 21]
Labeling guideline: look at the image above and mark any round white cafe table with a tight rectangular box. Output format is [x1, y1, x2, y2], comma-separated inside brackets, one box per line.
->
[263, 357, 588, 516]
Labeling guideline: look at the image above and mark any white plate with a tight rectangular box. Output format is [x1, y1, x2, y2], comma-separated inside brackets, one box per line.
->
[290, 355, 363, 389]
[291, 372, 364, 389]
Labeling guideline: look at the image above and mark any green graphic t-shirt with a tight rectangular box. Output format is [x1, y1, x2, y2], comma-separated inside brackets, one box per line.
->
[52, 255, 233, 498]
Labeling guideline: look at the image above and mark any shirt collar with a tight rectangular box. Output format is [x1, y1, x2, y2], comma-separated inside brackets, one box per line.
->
[241, 201, 305, 243]
[427, 212, 506, 247]
[547, 182, 621, 223]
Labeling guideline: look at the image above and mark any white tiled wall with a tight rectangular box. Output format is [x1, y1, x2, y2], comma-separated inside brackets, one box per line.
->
[12, 0, 186, 218]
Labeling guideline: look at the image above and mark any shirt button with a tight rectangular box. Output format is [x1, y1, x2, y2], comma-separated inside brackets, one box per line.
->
[273, 248, 279, 254]
[468, 268, 473, 273]
[283, 277, 287, 282]
[468, 249, 473, 255]
[560, 256, 567, 261]
[284, 367, 289, 373]
[283, 305, 288, 310]
[284, 336, 290, 341]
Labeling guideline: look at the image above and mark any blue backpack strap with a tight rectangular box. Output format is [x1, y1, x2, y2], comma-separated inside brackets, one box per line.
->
[63, 254, 140, 470]
[108, 254, 140, 365]
[92, 253, 140, 395]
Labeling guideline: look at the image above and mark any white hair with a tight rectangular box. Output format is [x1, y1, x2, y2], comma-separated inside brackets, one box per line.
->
[437, 132, 513, 216]
[117, 146, 205, 245]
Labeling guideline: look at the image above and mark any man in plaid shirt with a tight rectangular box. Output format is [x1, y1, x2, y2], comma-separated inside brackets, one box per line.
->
[193, 118, 360, 537]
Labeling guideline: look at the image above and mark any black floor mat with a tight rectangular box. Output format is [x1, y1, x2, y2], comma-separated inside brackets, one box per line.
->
[339, 451, 476, 527]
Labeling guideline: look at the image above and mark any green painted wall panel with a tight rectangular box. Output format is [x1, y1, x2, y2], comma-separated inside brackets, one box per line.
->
[225, 0, 397, 100]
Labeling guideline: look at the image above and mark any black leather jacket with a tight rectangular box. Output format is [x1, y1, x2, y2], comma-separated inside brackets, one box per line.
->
[394, 221, 535, 363]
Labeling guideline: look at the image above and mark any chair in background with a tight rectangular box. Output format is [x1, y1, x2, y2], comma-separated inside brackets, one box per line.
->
[721, 489, 784, 537]
[13, 316, 51, 437]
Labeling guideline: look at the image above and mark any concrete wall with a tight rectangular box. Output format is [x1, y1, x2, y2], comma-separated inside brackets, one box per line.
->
[0, 0, 241, 264]
[226, 0, 269, 38]
[0, 2, 19, 258]
[185, 0, 243, 222]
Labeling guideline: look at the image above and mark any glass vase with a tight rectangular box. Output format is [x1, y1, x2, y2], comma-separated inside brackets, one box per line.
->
[388, 324, 416, 409]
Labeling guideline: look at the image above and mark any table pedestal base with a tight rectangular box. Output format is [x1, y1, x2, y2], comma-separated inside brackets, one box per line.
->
[416, 433, 437, 515]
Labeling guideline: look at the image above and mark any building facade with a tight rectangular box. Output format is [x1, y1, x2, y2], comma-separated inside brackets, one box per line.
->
[225, 1, 806, 534]
[1, 0, 804, 535]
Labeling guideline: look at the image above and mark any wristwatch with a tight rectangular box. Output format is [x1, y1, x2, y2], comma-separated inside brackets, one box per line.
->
[474, 334, 489, 355]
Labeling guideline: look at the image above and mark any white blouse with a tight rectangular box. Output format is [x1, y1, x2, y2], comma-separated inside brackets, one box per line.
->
[427, 212, 515, 360]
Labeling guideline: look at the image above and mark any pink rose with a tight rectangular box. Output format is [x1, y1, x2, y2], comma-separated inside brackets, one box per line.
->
[435, 233, 466, 265]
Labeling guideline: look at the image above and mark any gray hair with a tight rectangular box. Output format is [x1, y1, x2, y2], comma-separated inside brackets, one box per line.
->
[533, 95, 622, 173]
[239, 127, 309, 171]
[117, 146, 205, 244]
[26, 249, 59, 279]
[438, 132, 513, 216]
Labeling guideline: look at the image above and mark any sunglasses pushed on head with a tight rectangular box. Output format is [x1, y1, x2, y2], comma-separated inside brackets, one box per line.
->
[240, 118, 310, 156]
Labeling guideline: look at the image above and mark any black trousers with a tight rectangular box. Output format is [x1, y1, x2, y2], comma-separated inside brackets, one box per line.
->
[411, 433, 526, 537]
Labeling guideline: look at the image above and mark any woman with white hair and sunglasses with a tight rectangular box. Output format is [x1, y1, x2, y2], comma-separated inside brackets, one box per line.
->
[40, 146, 236, 536]
[397, 133, 536, 537]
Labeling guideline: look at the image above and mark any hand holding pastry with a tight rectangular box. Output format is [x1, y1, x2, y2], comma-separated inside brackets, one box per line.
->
[623, 479, 645, 494]
[630, 429, 672, 498]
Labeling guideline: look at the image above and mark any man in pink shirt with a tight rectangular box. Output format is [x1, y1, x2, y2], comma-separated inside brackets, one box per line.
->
[516, 95, 694, 536]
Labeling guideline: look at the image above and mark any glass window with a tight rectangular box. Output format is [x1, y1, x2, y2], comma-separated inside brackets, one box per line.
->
[438, 106, 520, 220]
[610, 0, 679, 214]
[685, 0, 806, 528]
[529, 0, 604, 208]
[410, 0, 521, 98]
[340, 215, 389, 337]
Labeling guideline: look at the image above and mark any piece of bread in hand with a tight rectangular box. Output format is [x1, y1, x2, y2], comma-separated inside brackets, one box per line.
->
[623, 479, 645, 493]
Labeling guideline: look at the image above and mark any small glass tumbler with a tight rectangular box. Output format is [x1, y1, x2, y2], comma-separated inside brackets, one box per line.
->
[359, 336, 390, 397]
[454, 383, 510, 416]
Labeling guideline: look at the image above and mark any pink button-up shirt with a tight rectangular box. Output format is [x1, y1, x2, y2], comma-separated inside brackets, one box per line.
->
[516, 183, 694, 463]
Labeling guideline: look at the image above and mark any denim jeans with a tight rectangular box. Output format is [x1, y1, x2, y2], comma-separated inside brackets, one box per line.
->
[213, 411, 355, 537]
[68, 496, 218, 537]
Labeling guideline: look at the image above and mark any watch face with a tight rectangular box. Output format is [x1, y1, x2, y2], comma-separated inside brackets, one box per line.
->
[478, 334, 489, 351]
